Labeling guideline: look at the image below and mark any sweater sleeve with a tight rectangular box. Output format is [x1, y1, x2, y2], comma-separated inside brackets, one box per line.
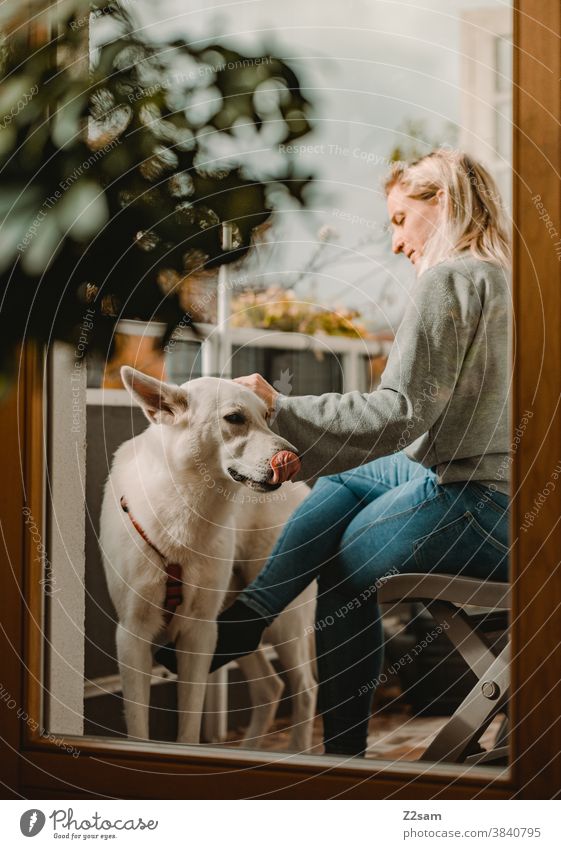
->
[269, 264, 481, 481]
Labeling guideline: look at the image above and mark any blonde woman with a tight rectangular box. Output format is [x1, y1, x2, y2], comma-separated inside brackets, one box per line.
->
[161, 149, 513, 757]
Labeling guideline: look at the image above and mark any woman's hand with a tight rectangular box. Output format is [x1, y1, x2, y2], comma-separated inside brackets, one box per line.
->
[232, 373, 280, 417]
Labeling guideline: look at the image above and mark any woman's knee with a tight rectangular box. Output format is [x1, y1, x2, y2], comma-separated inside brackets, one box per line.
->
[317, 543, 390, 599]
[322, 516, 410, 597]
[312, 472, 344, 490]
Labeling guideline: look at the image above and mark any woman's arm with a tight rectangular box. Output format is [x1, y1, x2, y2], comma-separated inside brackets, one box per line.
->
[266, 263, 482, 481]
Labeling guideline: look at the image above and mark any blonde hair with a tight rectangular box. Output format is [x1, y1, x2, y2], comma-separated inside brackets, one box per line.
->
[384, 148, 511, 275]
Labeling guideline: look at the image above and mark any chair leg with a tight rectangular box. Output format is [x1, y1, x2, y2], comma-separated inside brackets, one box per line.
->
[464, 711, 509, 765]
[420, 643, 510, 764]
[426, 600, 501, 679]
[464, 745, 509, 766]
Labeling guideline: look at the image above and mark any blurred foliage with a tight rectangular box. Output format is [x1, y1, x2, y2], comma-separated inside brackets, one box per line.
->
[230, 286, 373, 339]
[0, 0, 314, 377]
[389, 118, 458, 164]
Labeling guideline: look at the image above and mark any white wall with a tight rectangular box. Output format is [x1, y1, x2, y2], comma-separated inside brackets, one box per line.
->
[45, 343, 86, 735]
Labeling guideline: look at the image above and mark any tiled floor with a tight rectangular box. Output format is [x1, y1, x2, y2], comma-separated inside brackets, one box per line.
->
[221, 701, 505, 762]
[86, 665, 506, 763]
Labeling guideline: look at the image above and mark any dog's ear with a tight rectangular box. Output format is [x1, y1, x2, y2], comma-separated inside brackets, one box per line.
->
[120, 367, 187, 425]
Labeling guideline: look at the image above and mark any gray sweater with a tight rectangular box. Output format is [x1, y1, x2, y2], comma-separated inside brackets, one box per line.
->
[270, 252, 512, 494]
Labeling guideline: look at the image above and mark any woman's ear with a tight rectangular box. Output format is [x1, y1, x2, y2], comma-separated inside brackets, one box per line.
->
[120, 366, 187, 425]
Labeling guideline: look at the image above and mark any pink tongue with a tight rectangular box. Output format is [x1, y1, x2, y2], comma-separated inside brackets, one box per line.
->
[270, 451, 301, 484]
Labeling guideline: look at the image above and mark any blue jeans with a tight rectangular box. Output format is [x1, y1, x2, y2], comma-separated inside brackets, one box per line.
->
[239, 451, 510, 755]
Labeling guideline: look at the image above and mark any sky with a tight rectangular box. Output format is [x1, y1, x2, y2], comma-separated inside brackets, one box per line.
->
[105, 0, 513, 330]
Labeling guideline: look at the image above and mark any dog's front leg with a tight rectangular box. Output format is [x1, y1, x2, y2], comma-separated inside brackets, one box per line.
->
[116, 623, 152, 740]
[175, 619, 218, 744]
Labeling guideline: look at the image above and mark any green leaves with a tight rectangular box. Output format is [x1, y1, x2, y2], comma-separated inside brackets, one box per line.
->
[58, 180, 109, 240]
[0, 0, 314, 376]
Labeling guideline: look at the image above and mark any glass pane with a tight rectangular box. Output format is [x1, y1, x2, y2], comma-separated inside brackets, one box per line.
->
[231, 346, 343, 395]
[495, 35, 513, 94]
[166, 341, 203, 384]
[495, 100, 513, 162]
[41, 0, 512, 775]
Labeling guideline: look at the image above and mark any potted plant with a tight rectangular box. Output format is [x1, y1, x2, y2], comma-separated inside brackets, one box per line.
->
[0, 0, 314, 385]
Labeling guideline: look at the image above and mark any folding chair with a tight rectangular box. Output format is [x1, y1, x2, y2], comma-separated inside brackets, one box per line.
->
[377, 573, 510, 766]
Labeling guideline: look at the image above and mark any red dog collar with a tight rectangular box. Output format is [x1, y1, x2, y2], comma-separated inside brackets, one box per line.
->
[120, 496, 183, 625]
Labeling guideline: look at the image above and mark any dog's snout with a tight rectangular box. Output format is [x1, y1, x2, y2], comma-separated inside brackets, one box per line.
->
[270, 450, 301, 484]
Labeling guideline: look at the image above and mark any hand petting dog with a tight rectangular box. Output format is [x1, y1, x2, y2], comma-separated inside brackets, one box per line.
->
[232, 373, 279, 415]
[233, 374, 300, 483]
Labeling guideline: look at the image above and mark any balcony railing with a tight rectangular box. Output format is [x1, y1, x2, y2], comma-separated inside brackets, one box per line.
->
[86, 319, 394, 403]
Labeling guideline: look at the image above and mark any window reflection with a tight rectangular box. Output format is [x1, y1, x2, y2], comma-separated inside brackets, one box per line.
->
[43, 0, 512, 769]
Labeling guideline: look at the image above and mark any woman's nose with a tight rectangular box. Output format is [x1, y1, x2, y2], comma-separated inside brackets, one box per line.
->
[392, 233, 404, 254]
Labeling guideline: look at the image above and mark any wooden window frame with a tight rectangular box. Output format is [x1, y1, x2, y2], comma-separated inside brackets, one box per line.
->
[1, 0, 561, 799]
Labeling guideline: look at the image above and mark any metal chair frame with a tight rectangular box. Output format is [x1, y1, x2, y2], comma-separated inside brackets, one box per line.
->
[378, 573, 510, 765]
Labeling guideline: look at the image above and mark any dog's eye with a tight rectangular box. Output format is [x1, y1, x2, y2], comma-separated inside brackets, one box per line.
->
[224, 412, 246, 425]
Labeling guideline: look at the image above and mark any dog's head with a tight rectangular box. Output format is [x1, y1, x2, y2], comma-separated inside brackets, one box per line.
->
[121, 366, 301, 492]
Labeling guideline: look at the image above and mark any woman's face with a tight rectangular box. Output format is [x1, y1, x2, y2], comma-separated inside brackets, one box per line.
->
[386, 183, 442, 268]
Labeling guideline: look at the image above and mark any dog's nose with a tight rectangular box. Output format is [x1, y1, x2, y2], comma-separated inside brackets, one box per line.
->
[270, 450, 301, 484]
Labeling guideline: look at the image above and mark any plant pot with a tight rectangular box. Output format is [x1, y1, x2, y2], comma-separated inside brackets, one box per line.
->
[178, 273, 218, 324]
[102, 320, 168, 389]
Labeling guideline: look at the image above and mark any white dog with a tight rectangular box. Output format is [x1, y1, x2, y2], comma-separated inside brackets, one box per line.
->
[99, 366, 317, 749]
